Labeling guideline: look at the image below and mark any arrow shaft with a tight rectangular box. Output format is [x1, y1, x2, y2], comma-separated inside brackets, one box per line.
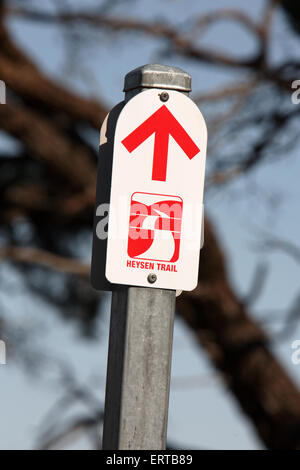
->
[152, 130, 169, 181]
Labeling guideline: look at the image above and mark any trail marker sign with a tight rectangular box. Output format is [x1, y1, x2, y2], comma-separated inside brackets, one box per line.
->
[105, 88, 207, 291]
[94, 65, 208, 450]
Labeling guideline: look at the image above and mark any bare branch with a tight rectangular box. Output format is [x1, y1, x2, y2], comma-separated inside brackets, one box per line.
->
[5, 7, 263, 69]
[193, 9, 262, 37]
[193, 79, 258, 103]
[259, 236, 300, 265]
[39, 413, 102, 450]
[206, 105, 300, 187]
[0, 103, 96, 189]
[0, 24, 107, 129]
[243, 263, 269, 307]
[0, 245, 90, 277]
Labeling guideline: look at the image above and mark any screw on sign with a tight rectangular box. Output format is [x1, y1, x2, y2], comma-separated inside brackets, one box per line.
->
[91, 65, 207, 451]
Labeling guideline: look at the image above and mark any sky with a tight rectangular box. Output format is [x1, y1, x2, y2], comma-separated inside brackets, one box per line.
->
[0, 0, 300, 450]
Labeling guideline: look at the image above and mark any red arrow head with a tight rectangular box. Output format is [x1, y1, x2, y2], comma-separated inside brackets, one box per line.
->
[122, 105, 200, 181]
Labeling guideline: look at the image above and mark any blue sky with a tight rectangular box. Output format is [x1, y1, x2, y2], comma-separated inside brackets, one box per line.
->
[0, 0, 300, 449]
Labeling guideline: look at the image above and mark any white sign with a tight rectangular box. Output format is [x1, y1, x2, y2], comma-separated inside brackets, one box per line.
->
[105, 89, 207, 291]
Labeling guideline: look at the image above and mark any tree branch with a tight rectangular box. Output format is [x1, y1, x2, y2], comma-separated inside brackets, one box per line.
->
[5, 7, 263, 69]
[0, 245, 90, 277]
[0, 23, 107, 129]
[0, 102, 96, 189]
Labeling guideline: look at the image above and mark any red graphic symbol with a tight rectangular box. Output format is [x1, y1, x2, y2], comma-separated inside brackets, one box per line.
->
[121, 105, 200, 182]
[128, 192, 183, 263]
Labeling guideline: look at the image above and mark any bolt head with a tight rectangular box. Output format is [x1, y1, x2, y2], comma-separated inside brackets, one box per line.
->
[147, 273, 157, 284]
[160, 92, 169, 102]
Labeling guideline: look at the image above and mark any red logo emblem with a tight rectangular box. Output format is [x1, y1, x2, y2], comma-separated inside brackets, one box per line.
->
[128, 192, 183, 262]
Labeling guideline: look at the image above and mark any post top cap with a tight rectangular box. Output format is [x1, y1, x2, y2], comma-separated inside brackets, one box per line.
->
[123, 64, 192, 93]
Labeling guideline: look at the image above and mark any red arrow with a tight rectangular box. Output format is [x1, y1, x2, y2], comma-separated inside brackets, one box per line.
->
[121, 105, 200, 181]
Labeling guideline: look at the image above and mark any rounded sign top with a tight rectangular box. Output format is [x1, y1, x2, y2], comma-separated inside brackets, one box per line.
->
[123, 64, 192, 93]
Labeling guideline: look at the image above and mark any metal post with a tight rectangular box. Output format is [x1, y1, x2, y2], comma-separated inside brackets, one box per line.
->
[102, 65, 192, 450]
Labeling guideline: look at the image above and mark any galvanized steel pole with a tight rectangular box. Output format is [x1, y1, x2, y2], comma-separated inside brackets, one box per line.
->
[102, 65, 192, 450]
